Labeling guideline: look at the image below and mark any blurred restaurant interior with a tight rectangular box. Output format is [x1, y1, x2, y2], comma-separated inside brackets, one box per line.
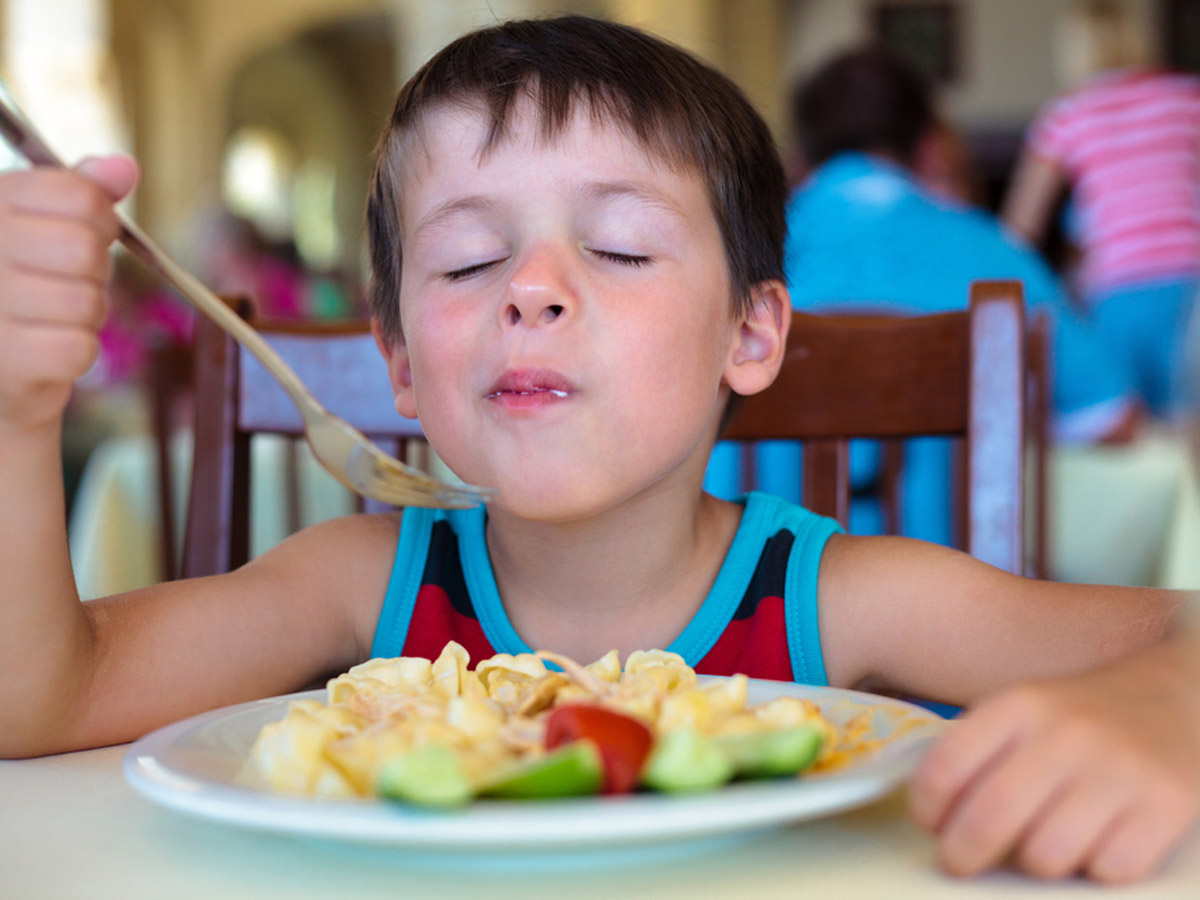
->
[1, 0, 1197, 595]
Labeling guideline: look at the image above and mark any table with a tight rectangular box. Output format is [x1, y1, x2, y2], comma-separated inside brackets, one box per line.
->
[3, 746, 1199, 899]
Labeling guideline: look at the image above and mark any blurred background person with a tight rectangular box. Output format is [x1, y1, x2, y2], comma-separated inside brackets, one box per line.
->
[706, 45, 1138, 547]
[195, 210, 359, 321]
[1004, 0, 1200, 419]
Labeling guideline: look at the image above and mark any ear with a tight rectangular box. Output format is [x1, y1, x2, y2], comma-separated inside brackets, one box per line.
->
[371, 318, 418, 419]
[723, 279, 790, 398]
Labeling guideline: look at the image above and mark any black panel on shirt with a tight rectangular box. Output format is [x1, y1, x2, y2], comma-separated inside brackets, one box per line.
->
[731, 529, 794, 620]
[421, 521, 479, 620]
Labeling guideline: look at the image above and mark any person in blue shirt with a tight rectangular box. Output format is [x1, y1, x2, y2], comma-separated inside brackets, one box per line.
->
[706, 47, 1138, 547]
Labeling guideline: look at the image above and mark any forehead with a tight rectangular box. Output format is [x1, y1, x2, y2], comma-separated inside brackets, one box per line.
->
[394, 97, 707, 232]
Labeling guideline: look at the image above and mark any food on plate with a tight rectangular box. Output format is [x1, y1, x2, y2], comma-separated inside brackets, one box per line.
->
[246, 642, 842, 805]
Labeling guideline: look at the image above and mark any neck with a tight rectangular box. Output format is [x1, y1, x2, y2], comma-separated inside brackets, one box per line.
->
[485, 483, 743, 664]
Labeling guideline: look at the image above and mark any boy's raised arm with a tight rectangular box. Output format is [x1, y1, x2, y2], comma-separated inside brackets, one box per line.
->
[818, 534, 1200, 882]
[0, 159, 136, 753]
[0, 161, 385, 757]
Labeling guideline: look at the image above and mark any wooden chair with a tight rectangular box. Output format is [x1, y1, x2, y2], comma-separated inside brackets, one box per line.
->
[180, 282, 1039, 579]
[181, 311, 424, 578]
[1026, 313, 1051, 579]
[146, 338, 195, 581]
[723, 280, 1028, 575]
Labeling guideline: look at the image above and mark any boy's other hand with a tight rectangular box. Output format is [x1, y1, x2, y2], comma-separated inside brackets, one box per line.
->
[909, 653, 1200, 883]
[0, 154, 138, 433]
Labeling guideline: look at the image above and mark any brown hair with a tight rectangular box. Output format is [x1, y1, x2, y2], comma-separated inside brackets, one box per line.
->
[366, 15, 786, 344]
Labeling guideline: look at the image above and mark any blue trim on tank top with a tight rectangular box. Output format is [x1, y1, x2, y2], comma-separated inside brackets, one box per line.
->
[369, 506, 438, 658]
[782, 505, 842, 686]
[457, 493, 778, 666]
[371, 493, 842, 683]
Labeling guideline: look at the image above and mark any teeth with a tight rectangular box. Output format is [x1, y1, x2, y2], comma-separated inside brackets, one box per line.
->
[548, 390, 568, 398]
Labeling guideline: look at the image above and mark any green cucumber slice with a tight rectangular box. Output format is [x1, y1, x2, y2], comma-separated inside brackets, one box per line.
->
[713, 725, 824, 779]
[641, 728, 734, 793]
[377, 744, 474, 807]
[477, 740, 604, 799]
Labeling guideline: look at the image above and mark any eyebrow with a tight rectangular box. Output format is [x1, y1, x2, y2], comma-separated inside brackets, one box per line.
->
[411, 195, 498, 241]
[411, 179, 689, 242]
[578, 179, 689, 219]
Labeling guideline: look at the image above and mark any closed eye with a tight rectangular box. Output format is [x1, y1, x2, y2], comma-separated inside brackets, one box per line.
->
[591, 249, 652, 267]
[445, 258, 507, 281]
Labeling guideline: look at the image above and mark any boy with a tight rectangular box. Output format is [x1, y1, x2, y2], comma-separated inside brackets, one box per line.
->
[0, 15, 1196, 884]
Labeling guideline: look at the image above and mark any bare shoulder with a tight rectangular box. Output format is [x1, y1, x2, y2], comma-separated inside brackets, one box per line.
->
[244, 510, 402, 656]
[816, 533, 1175, 704]
[820, 531, 998, 588]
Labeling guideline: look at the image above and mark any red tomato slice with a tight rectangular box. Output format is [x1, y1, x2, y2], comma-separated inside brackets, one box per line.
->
[544, 704, 655, 794]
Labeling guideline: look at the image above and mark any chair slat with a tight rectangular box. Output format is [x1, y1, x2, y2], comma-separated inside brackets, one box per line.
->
[1027, 315, 1051, 579]
[966, 282, 1025, 573]
[183, 314, 250, 577]
[803, 439, 850, 527]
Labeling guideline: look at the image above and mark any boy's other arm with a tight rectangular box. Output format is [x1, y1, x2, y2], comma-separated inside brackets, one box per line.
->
[819, 535, 1200, 882]
[817, 534, 1176, 702]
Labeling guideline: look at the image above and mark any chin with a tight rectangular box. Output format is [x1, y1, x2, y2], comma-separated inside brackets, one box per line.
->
[491, 489, 594, 522]
[484, 475, 620, 523]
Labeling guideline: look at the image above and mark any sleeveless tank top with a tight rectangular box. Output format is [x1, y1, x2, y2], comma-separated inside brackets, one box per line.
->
[370, 491, 842, 685]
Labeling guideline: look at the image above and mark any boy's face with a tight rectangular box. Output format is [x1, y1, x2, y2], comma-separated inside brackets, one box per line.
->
[384, 99, 755, 520]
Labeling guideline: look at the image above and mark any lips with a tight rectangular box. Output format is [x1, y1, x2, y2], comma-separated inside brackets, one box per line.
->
[484, 368, 575, 410]
[485, 368, 574, 399]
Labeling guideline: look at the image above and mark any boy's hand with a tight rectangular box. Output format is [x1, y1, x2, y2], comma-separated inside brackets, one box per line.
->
[0, 155, 138, 433]
[909, 649, 1200, 883]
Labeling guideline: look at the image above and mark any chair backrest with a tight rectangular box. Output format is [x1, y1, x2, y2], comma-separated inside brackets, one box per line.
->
[182, 313, 424, 578]
[722, 280, 1027, 574]
[181, 282, 1035, 578]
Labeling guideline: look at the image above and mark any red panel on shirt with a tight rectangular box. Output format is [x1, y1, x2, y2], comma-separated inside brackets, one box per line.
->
[400, 584, 497, 662]
[694, 594, 793, 681]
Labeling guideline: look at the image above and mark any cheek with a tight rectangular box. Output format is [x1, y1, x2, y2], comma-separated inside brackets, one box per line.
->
[404, 307, 472, 412]
[617, 303, 732, 423]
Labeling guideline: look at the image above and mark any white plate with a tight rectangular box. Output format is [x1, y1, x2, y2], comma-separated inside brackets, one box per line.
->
[124, 679, 946, 852]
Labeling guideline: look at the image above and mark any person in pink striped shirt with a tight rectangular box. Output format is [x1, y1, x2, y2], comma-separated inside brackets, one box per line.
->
[1004, 0, 1200, 416]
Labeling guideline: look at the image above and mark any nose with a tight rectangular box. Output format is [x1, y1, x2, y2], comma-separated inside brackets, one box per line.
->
[500, 245, 577, 329]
